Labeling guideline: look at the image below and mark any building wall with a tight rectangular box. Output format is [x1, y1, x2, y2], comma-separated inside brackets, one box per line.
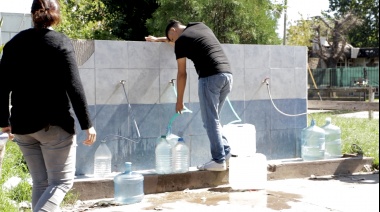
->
[74, 40, 308, 175]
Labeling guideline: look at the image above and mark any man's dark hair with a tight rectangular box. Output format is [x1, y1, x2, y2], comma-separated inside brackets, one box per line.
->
[165, 20, 181, 41]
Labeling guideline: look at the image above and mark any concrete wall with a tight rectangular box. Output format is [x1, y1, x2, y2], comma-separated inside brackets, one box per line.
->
[0, 12, 32, 46]
[74, 40, 308, 176]
[0, 13, 308, 176]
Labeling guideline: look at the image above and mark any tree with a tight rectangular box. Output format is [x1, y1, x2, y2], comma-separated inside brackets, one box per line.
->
[99, 0, 159, 41]
[286, 15, 314, 47]
[146, 0, 283, 44]
[56, 0, 113, 40]
[313, 12, 362, 68]
[327, 0, 379, 47]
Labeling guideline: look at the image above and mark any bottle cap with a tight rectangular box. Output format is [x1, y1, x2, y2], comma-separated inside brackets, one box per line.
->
[178, 137, 184, 142]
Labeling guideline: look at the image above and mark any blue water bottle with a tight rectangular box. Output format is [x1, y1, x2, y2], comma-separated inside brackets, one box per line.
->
[114, 162, 144, 205]
[301, 119, 325, 161]
[321, 117, 342, 159]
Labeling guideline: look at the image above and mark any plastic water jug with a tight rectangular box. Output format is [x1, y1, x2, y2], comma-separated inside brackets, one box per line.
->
[155, 135, 172, 174]
[114, 162, 144, 205]
[321, 117, 342, 159]
[223, 124, 256, 156]
[172, 137, 190, 173]
[93, 140, 112, 178]
[301, 119, 325, 161]
[229, 153, 267, 190]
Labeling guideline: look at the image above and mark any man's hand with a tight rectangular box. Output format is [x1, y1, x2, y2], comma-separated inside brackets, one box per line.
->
[83, 126, 96, 146]
[145, 35, 170, 43]
[145, 35, 158, 42]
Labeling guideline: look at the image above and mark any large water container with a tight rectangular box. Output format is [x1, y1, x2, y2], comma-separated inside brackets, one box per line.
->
[114, 162, 144, 205]
[223, 124, 256, 157]
[172, 137, 190, 173]
[321, 117, 342, 159]
[229, 153, 267, 190]
[155, 135, 172, 174]
[94, 140, 112, 178]
[301, 119, 325, 161]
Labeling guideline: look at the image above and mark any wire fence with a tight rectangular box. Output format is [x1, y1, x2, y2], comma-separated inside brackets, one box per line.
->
[309, 67, 379, 88]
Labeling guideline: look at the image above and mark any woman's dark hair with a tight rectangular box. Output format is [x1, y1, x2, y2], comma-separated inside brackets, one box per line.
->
[31, 0, 61, 29]
[165, 20, 181, 40]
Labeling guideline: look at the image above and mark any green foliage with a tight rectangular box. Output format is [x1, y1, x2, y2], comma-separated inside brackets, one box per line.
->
[146, 0, 282, 44]
[99, 0, 159, 41]
[327, 0, 379, 47]
[286, 15, 314, 47]
[56, 0, 116, 39]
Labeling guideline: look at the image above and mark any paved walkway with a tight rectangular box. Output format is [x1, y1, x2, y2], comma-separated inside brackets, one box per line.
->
[63, 172, 379, 212]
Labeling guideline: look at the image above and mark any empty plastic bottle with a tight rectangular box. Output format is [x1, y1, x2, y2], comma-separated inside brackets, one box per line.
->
[321, 117, 342, 159]
[114, 162, 144, 205]
[172, 137, 190, 173]
[301, 119, 325, 161]
[155, 135, 172, 174]
[94, 140, 112, 178]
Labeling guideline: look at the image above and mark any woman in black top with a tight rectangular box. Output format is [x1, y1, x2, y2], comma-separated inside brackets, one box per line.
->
[0, 0, 96, 211]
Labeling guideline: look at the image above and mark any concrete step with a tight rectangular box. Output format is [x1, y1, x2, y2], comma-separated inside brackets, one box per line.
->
[72, 156, 373, 201]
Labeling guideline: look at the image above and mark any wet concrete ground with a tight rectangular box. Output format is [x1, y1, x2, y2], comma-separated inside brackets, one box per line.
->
[63, 172, 379, 212]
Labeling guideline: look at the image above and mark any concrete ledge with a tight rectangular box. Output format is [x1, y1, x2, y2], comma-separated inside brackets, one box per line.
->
[72, 168, 228, 201]
[72, 156, 373, 201]
[267, 156, 373, 180]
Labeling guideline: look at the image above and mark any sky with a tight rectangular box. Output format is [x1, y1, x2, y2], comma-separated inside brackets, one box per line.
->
[1, 0, 330, 39]
[274, 0, 330, 38]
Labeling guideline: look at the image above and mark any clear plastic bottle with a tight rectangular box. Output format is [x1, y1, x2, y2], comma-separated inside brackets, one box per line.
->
[321, 117, 342, 159]
[155, 135, 172, 174]
[94, 140, 112, 178]
[0, 132, 8, 151]
[301, 119, 325, 161]
[172, 137, 190, 173]
[114, 162, 144, 205]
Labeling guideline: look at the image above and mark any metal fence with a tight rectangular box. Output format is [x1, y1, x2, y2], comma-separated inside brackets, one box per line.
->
[309, 67, 379, 88]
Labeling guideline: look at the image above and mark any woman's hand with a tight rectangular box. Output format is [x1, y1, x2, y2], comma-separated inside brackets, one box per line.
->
[83, 126, 96, 146]
[1, 126, 14, 141]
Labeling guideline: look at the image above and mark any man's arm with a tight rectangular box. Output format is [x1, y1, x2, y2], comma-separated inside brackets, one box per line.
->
[145, 35, 169, 42]
[176, 57, 187, 114]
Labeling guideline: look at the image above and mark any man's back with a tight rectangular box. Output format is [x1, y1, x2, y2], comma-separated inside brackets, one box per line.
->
[174, 22, 231, 78]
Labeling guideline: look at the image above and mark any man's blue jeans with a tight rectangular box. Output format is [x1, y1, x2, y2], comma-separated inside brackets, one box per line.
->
[14, 126, 77, 212]
[198, 73, 233, 164]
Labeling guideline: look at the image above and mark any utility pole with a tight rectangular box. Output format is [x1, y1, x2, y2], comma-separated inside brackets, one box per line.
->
[283, 0, 287, 45]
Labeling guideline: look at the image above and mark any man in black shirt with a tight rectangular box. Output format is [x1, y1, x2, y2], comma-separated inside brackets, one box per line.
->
[146, 20, 233, 171]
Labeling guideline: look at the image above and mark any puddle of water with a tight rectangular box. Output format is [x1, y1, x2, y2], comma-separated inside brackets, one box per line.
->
[143, 187, 302, 211]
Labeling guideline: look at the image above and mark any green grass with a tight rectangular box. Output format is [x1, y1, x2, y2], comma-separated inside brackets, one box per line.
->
[1, 113, 379, 209]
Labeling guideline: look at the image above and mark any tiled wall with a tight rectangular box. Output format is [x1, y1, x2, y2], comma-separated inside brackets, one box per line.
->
[0, 12, 32, 46]
[75, 40, 308, 176]
[0, 13, 308, 175]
